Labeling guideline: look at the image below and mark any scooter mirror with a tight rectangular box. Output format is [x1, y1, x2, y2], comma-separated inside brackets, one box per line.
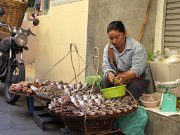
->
[0, 6, 5, 16]
[33, 19, 40, 26]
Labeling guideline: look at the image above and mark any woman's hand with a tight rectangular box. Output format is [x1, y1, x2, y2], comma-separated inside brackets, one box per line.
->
[107, 72, 115, 84]
[114, 70, 136, 85]
[114, 74, 127, 85]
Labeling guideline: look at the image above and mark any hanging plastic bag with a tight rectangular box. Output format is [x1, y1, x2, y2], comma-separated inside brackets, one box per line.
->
[113, 106, 148, 135]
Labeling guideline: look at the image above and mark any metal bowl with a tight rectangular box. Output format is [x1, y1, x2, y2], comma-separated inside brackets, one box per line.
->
[155, 79, 180, 88]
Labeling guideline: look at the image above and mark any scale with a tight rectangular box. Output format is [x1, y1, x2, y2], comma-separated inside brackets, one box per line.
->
[156, 79, 180, 112]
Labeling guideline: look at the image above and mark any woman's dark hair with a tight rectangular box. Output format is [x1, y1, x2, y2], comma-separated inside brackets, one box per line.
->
[107, 21, 125, 33]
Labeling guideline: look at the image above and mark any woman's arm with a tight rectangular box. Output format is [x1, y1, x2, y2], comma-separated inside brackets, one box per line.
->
[115, 43, 146, 85]
[102, 45, 116, 77]
[130, 44, 146, 77]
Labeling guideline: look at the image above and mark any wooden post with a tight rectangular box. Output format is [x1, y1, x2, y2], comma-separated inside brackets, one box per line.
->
[137, 0, 152, 42]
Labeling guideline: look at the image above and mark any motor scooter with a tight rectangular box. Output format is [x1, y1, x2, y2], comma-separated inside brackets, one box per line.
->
[0, 6, 39, 104]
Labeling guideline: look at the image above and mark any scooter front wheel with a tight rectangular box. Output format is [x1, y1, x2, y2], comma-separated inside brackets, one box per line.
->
[4, 62, 25, 104]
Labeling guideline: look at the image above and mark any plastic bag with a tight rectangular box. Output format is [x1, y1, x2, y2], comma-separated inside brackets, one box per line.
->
[113, 106, 148, 135]
[163, 48, 180, 63]
[163, 55, 180, 63]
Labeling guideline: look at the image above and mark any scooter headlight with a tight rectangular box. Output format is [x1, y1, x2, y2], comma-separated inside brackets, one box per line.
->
[14, 33, 28, 46]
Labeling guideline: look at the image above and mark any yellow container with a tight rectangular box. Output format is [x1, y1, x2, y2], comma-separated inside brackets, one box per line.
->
[100, 85, 126, 99]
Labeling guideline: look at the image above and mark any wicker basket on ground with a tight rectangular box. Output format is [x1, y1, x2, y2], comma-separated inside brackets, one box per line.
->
[63, 114, 114, 134]
[0, 0, 28, 34]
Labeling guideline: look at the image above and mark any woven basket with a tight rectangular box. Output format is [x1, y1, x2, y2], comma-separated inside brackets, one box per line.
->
[63, 115, 113, 133]
[61, 106, 138, 134]
[0, 0, 28, 32]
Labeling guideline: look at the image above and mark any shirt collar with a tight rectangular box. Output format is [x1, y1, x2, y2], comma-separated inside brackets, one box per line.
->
[108, 37, 132, 51]
[124, 37, 132, 50]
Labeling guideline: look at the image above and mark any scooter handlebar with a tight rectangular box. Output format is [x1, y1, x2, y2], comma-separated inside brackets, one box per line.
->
[28, 28, 36, 36]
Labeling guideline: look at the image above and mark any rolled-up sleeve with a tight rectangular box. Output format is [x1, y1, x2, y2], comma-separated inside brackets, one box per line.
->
[130, 44, 146, 77]
[102, 45, 116, 77]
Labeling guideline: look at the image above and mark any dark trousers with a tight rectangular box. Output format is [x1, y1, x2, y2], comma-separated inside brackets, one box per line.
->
[101, 76, 149, 100]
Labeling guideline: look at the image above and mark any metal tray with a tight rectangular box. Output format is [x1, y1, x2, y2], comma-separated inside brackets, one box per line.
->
[8, 90, 35, 97]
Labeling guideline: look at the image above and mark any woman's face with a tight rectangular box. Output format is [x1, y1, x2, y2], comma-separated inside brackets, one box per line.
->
[108, 30, 126, 48]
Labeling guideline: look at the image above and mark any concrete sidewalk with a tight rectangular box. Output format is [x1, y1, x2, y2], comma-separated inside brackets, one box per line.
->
[0, 64, 60, 135]
[0, 94, 60, 135]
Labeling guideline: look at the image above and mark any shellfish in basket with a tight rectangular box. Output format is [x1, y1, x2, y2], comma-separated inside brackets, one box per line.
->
[9, 81, 35, 96]
[48, 92, 138, 118]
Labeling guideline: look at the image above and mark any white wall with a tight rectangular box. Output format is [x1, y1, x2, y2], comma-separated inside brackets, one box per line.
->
[35, 0, 88, 82]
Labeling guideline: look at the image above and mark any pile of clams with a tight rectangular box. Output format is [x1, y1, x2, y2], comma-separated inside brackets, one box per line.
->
[10, 79, 97, 99]
[48, 94, 138, 117]
[9, 79, 51, 96]
[10, 79, 138, 118]
[35, 80, 98, 99]
[10, 81, 35, 95]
